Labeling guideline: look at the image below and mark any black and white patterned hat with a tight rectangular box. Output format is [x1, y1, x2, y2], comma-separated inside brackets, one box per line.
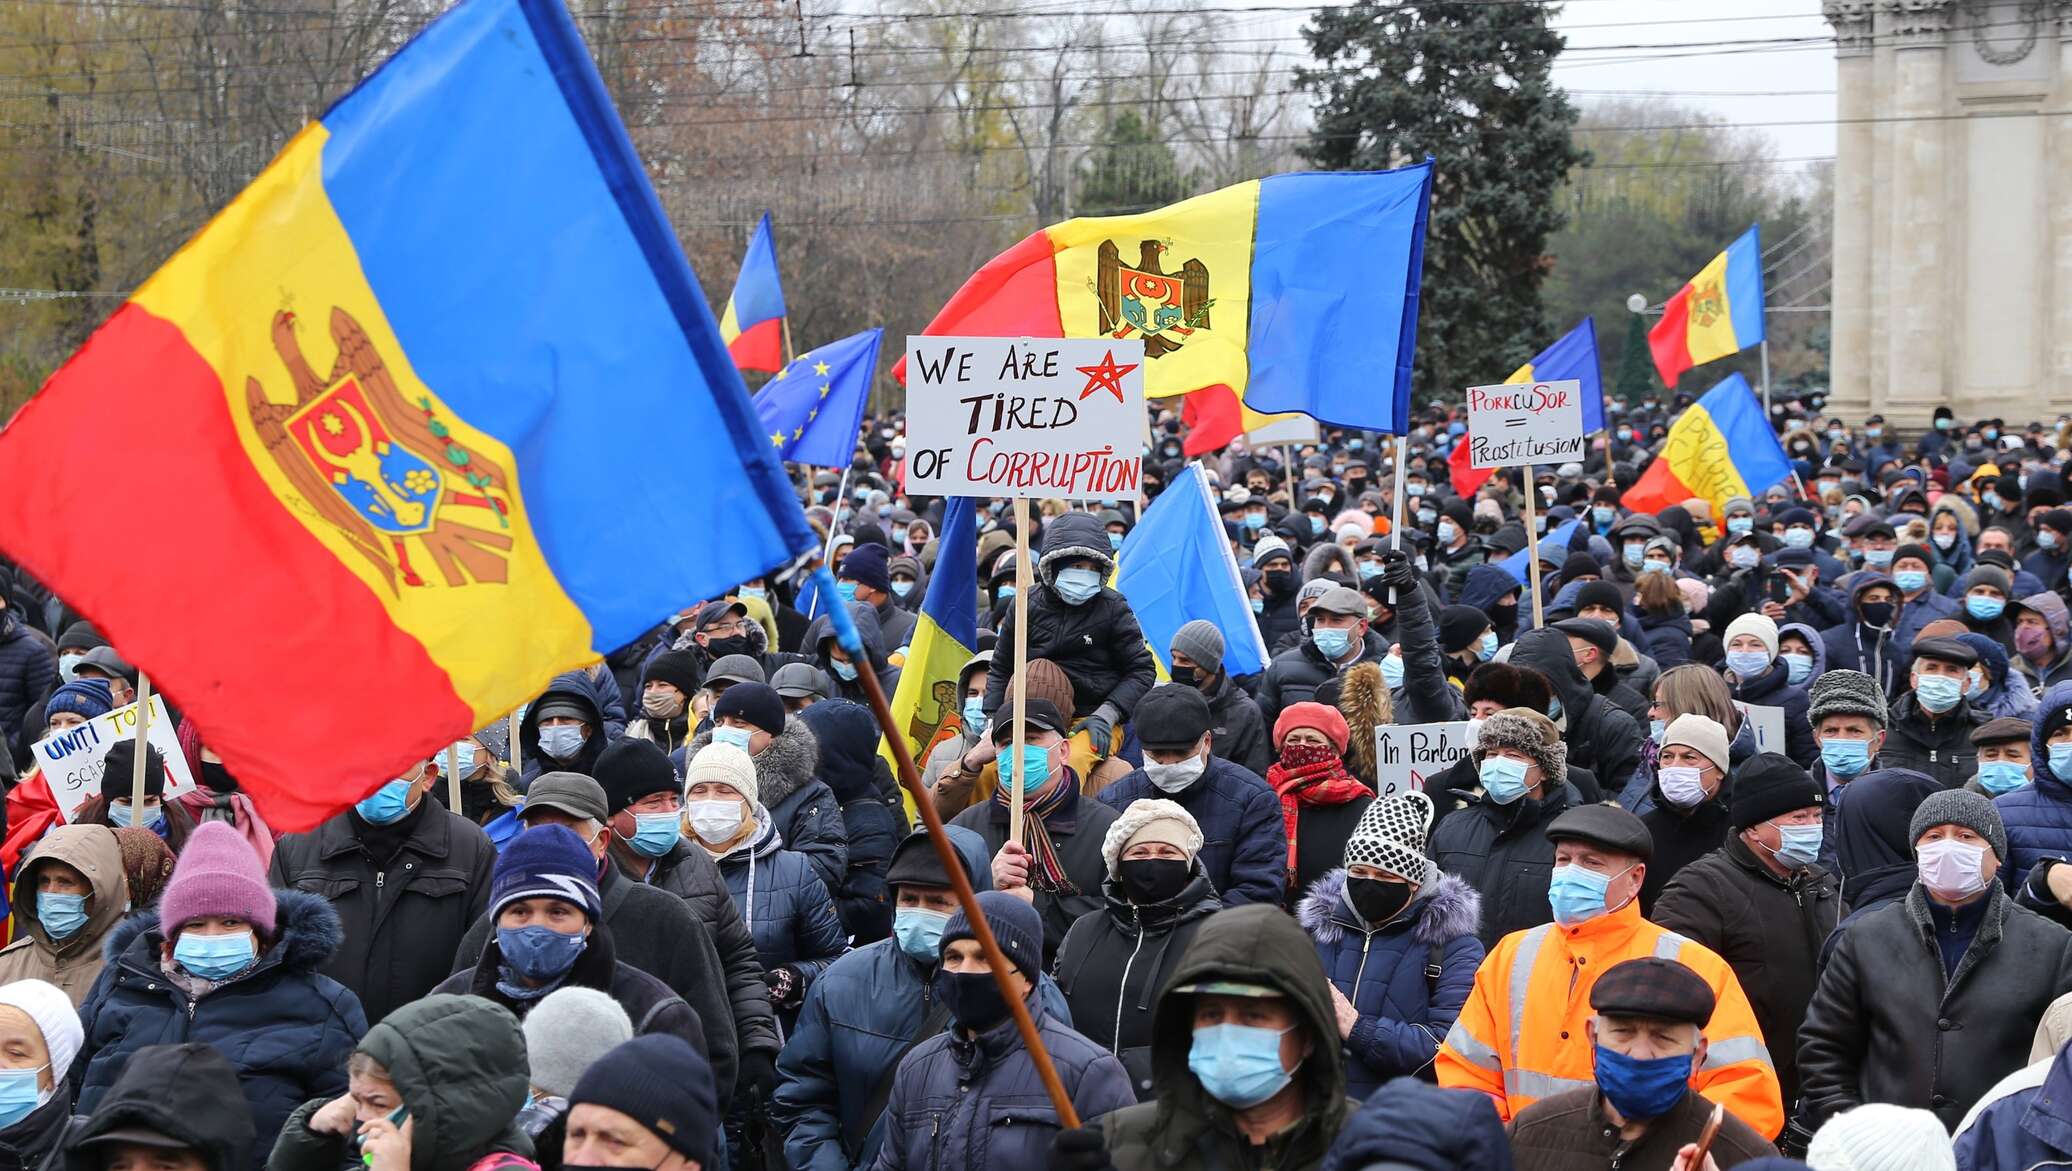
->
[1343, 790, 1436, 886]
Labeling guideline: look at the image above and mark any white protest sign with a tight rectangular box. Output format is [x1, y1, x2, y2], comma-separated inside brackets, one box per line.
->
[1375, 721, 1473, 802]
[1245, 412, 1320, 446]
[1465, 380, 1587, 468]
[33, 695, 197, 822]
[1732, 702, 1786, 756]
[903, 336, 1146, 501]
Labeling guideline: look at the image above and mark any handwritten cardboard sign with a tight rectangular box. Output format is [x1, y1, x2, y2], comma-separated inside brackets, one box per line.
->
[1465, 379, 1587, 468]
[1375, 721, 1473, 801]
[904, 336, 1146, 500]
[1732, 702, 1786, 756]
[32, 695, 197, 822]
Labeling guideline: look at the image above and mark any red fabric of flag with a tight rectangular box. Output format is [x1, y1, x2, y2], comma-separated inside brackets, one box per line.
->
[1450, 433, 1495, 497]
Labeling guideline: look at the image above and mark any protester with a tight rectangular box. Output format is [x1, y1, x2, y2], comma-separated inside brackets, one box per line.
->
[796, 698, 905, 943]
[1509, 627, 1644, 804]
[171, 722, 276, 868]
[1169, 620, 1270, 777]
[681, 682, 849, 897]
[1806, 669, 1890, 809]
[0, 825, 125, 1004]
[518, 675, 612, 784]
[626, 649, 700, 753]
[1720, 613, 1817, 769]
[1313, 1075, 1514, 1171]
[1259, 586, 1387, 727]
[1636, 713, 1735, 912]
[52, 1043, 254, 1171]
[431, 726, 524, 828]
[69, 742, 196, 853]
[0, 584, 55, 767]
[1428, 709, 1580, 947]
[1995, 682, 2072, 889]
[0, 979, 81, 1171]
[1879, 636, 1988, 786]
[518, 987, 635, 1171]
[1806, 1103, 1955, 1171]
[2011, 593, 2072, 690]
[1263, 702, 1375, 901]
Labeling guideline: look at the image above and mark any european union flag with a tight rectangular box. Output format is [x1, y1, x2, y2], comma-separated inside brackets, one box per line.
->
[754, 328, 882, 468]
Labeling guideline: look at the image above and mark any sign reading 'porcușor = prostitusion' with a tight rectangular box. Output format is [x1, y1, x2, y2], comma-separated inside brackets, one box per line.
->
[903, 335, 1146, 500]
[1465, 379, 1587, 468]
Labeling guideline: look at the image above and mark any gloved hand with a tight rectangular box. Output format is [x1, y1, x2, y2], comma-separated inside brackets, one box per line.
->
[1049, 1126, 1116, 1171]
[764, 965, 802, 1009]
[737, 1049, 780, 1102]
[1379, 548, 1418, 592]
[1081, 703, 1122, 759]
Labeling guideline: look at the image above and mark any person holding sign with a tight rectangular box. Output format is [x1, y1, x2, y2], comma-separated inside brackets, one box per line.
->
[0, 825, 126, 1004]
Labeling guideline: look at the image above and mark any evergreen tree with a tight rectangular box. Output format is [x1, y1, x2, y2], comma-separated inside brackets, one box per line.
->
[1615, 313, 1658, 406]
[1298, 2, 1585, 406]
[1075, 112, 1190, 216]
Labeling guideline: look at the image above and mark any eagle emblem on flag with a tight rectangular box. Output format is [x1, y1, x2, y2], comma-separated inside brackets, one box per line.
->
[1095, 239, 1213, 358]
[1689, 275, 1727, 329]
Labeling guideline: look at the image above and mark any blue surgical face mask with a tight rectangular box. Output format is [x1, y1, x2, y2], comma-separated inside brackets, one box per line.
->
[1863, 547, 1894, 567]
[1417, 507, 1438, 527]
[1592, 506, 1615, 527]
[38, 892, 89, 940]
[539, 724, 586, 761]
[2050, 744, 2072, 783]
[1968, 595, 2006, 621]
[1894, 570, 1928, 594]
[108, 800, 162, 831]
[892, 907, 949, 964]
[497, 924, 587, 983]
[1358, 561, 1383, 581]
[1310, 517, 1326, 537]
[1725, 650, 1771, 678]
[1380, 655, 1404, 689]
[1054, 567, 1103, 605]
[1727, 516, 1753, 535]
[712, 725, 754, 752]
[1480, 755, 1530, 805]
[835, 580, 860, 602]
[1820, 737, 1872, 779]
[1312, 626, 1354, 660]
[1643, 559, 1672, 576]
[1242, 513, 1266, 531]
[891, 580, 915, 599]
[1477, 630, 1499, 662]
[1782, 527, 1815, 549]
[627, 811, 682, 858]
[1547, 697, 1563, 721]
[1622, 543, 1646, 569]
[830, 659, 859, 681]
[355, 779, 415, 825]
[1979, 760, 2030, 795]
[0, 1066, 43, 1129]
[1594, 1044, 1693, 1121]
[174, 929, 257, 981]
[1914, 673, 1964, 714]
[1782, 652, 1813, 685]
[1774, 822, 1824, 868]
[1109, 532, 1125, 552]
[1005, 744, 1053, 793]
[2045, 530, 2064, 551]
[962, 697, 987, 735]
[1649, 718, 1666, 744]
[1436, 520, 1459, 545]
[997, 585, 1016, 603]
[1729, 546, 1760, 570]
[56, 656, 80, 685]
[450, 741, 479, 778]
[1250, 597, 1265, 615]
[1187, 1023, 1296, 1108]
[1548, 863, 1626, 926]
[1985, 490, 2003, 510]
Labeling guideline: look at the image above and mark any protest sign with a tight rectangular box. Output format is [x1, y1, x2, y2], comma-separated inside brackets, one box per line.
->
[33, 695, 197, 822]
[1245, 412, 1320, 446]
[1732, 702, 1786, 756]
[1375, 721, 1472, 801]
[1465, 379, 1587, 468]
[904, 336, 1146, 501]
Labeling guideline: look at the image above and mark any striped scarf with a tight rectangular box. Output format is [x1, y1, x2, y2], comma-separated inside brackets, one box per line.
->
[993, 767, 1080, 895]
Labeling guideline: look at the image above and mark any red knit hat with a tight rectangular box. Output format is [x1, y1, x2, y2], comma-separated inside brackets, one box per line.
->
[158, 821, 277, 939]
[1273, 702, 1350, 754]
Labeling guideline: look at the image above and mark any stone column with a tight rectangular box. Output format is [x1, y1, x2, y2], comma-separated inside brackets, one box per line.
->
[1882, 0, 1953, 428]
[2053, 4, 2072, 413]
[1824, 2, 1877, 421]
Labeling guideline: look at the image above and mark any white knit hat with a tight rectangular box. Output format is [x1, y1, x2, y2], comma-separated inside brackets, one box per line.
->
[1724, 611, 1780, 659]
[0, 979, 81, 1085]
[686, 742, 758, 806]
[1806, 1103, 1955, 1171]
[1343, 791, 1437, 887]
[1100, 799, 1204, 878]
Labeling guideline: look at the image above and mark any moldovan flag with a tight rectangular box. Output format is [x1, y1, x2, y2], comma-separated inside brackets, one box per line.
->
[1448, 318, 1603, 496]
[1116, 465, 1271, 677]
[1621, 373, 1792, 518]
[880, 497, 979, 800]
[0, 0, 817, 832]
[895, 164, 1434, 433]
[1649, 225, 1765, 388]
[721, 212, 787, 373]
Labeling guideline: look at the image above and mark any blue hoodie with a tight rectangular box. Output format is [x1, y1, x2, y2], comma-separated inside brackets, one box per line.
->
[1993, 681, 2072, 891]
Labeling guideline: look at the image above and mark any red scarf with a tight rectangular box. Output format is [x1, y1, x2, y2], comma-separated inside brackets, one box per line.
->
[1267, 743, 1373, 880]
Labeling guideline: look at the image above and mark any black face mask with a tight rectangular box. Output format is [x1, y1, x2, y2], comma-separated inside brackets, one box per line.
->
[1859, 601, 1895, 628]
[937, 969, 1015, 1032]
[199, 761, 239, 794]
[1346, 877, 1413, 924]
[1118, 858, 1192, 905]
[1169, 664, 1201, 689]
[701, 634, 753, 661]
[1264, 569, 1293, 596]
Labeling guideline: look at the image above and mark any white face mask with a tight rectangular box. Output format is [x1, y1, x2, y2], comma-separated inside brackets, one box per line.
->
[686, 798, 746, 843]
[1656, 766, 1709, 808]
[1917, 838, 1989, 899]
[1145, 753, 1207, 794]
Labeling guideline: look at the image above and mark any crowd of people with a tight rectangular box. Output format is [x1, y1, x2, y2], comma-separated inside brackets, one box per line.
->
[0, 394, 2069, 1171]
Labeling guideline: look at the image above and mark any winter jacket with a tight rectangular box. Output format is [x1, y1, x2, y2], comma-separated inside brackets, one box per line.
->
[869, 1005, 1135, 1171]
[267, 797, 496, 1028]
[75, 891, 368, 1167]
[52, 1042, 255, 1171]
[1258, 628, 1390, 730]
[872, 597, 917, 659]
[1964, 633, 2039, 719]
[2013, 592, 2072, 691]
[1823, 767, 1946, 969]
[448, 853, 742, 1102]
[1511, 629, 1644, 802]
[272, 993, 534, 1171]
[1799, 883, 2072, 1131]
[1428, 782, 1580, 949]
[1818, 573, 1902, 695]
[1203, 671, 1271, 778]
[798, 700, 906, 943]
[1952, 1041, 2072, 1171]
[801, 602, 903, 705]
[0, 823, 126, 1004]
[1098, 905, 1353, 1171]
[1391, 579, 1469, 725]
[1995, 683, 2072, 892]
[1508, 1086, 1777, 1171]
[0, 1093, 68, 1171]
[683, 718, 848, 898]
[1097, 756, 1287, 908]
[1727, 659, 1817, 771]
[1893, 587, 1962, 652]
[518, 675, 613, 784]
[1052, 870, 1221, 1095]
[1880, 689, 1987, 789]
[951, 786, 1118, 967]
[1296, 870, 1484, 1101]
[710, 810, 846, 1004]
[982, 514, 1157, 720]
[1653, 836, 1842, 1104]
[1316, 1075, 1514, 1171]
[1634, 606, 1695, 669]
[1637, 787, 1734, 917]
[0, 612, 55, 764]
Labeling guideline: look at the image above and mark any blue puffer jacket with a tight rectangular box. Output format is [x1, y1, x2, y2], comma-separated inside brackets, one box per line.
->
[1994, 682, 2072, 891]
[1096, 756, 1287, 908]
[770, 828, 1074, 1171]
[682, 719, 849, 897]
[74, 891, 367, 1169]
[0, 610, 54, 763]
[1295, 870, 1484, 1101]
[1318, 1074, 1516, 1171]
[1953, 1039, 2072, 1170]
[869, 1006, 1135, 1171]
[712, 810, 846, 1008]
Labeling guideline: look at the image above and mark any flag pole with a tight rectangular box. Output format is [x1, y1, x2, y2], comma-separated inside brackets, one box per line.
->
[129, 671, 153, 817]
[807, 465, 854, 621]
[1522, 464, 1545, 630]
[1282, 443, 1297, 511]
[508, 708, 522, 778]
[1009, 499, 1032, 848]
[782, 318, 797, 368]
[1388, 434, 1407, 607]
[1759, 339, 1772, 419]
[813, 565, 1082, 1128]
[446, 743, 462, 812]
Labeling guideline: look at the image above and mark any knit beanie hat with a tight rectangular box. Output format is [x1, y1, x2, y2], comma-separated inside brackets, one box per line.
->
[1272, 702, 1351, 754]
[523, 986, 634, 1099]
[0, 980, 81, 1085]
[942, 890, 1044, 981]
[1438, 605, 1490, 654]
[158, 821, 278, 939]
[490, 825, 603, 922]
[1805, 1103, 1955, 1171]
[1962, 565, 2012, 597]
[837, 542, 893, 594]
[1252, 534, 1292, 566]
[1908, 788, 2009, 861]
[686, 742, 758, 806]
[43, 678, 114, 724]
[1171, 621, 1225, 672]
[713, 682, 785, 736]
[55, 622, 103, 655]
[1729, 753, 1823, 832]
[1472, 710, 1567, 787]
[592, 738, 679, 815]
[533, 699, 590, 726]
[1808, 670, 1890, 730]
[1574, 580, 1625, 616]
[100, 741, 168, 802]
[1343, 791, 1437, 886]
[1724, 612, 1780, 659]
[1006, 658, 1076, 721]
[472, 719, 511, 764]
[642, 650, 702, 699]
[1101, 799, 1204, 878]
[1662, 713, 1731, 773]
[570, 1035, 716, 1166]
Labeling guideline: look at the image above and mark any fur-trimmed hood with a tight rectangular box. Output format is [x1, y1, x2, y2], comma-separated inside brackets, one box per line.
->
[1303, 541, 1359, 585]
[1338, 661, 1391, 781]
[1296, 868, 1481, 948]
[686, 718, 821, 810]
[104, 887, 343, 975]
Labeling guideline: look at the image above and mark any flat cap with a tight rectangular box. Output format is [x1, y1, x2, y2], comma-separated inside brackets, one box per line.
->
[1910, 636, 1979, 669]
[1971, 716, 2033, 747]
[706, 654, 766, 686]
[1545, 804, 1653, 862]
[521, 772, 610, 825]
[1309, 587, 1369, 619]
[1590, 958, 1715, 1027]
[1551, 618, 1617, 659]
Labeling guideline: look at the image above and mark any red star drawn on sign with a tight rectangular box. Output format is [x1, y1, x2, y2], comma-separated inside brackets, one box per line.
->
[1076, 349, 1139, 403]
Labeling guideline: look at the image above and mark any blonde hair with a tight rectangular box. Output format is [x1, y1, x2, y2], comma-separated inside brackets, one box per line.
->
[1635, 571, 1682, 616]
[1653, 663, 1742, 737]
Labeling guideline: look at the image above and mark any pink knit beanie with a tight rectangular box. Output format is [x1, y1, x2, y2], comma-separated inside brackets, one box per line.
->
[158, 821, 277, 938]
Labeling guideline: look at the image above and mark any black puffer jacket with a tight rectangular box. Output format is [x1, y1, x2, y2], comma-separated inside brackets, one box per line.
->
[1258, 628, 1390, 730]
[982, 513, 1156, 720]
[0, 610, 53, 764]
[1799, 883, 2072, 1130]
[1879, 689, 1986, 789]
[611, 839, 781, 1062]
[1427, 782, 1581, 949]
[1203, 671, 1271, 778]
[433, 919, 710, 1059]
[1509, 629, 1642, 801]
[1052, 870, 1222, 1095]
[798, 699, 905, 943]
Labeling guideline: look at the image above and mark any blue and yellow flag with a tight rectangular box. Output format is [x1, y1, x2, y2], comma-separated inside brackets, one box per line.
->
[1505, 317, 1605, 433]
[879, 497, 979, 790]
[1116, 465, 1271, 677]
[754, 328, 881, 468]
[1623, 372, 1791, 516]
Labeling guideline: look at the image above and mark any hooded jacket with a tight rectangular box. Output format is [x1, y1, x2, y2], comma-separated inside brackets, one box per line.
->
[55, 1043, 255, 1171]
[1097, 756, 1287, 908]
[1053, 868, 1223, 1095]
[2013, 592, 2072, 691]
[0, 611, 55, 765]
[518, 679, 610, 785]
[1993, 682, 2072, 892]
[1296, 870, 1484, 1101]
[802, 601, 903, 704]
[1823, 767, 1944, 968]
[1818, 573, 1901, 695]
[1963, 632, 2038, 719]
[271, 994, 533, 1171]
[683, 718, 848, 898]
[1510, 629, 1644, 799]
[798, 699, 905, 942]
[0, 823, 126, 1003]
[1316, 1075, 1513, 1171]
[708, 809, 846, 1003]
[1098, 905, 1353, 1171]
[75, 891, 368, 1167]
[982, 513, 1157, 721]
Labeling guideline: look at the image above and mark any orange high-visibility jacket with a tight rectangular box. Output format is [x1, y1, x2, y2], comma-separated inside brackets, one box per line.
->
[1436, 899, 1784, 1139]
